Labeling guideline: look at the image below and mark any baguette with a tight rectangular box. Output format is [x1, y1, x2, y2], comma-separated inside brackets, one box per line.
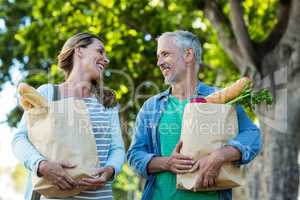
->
[20, 97, 33, 110]
[18, 83, 48, 108]
[205, 77, 251, 104]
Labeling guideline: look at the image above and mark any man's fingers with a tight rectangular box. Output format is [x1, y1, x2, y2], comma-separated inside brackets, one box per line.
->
[174, 140, 183, 153]
[175, 160, 194, 167]
[202, 177, 209, 188]
[208, 178, 215, 187]
[175, 164, 193, 170]
[188, 161, 199, 173]
[176, 154, 194, 161]
[174, 169, 190, 174]
[194, 173, 204, 191]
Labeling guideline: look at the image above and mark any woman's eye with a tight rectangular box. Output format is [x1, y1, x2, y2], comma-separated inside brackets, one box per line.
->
[98, 50, 103, 54]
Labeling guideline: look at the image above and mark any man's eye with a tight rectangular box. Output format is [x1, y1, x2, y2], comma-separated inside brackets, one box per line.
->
[163, 52, 169, 57]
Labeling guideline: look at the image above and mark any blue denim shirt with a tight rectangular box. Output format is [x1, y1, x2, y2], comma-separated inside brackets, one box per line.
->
[127, 82, 262, 200]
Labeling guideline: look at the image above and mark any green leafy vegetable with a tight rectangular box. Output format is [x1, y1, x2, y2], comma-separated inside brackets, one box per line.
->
[227, 82, 273, 110]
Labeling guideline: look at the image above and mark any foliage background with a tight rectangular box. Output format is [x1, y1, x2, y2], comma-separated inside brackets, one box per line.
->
[0, 0, 287, 199]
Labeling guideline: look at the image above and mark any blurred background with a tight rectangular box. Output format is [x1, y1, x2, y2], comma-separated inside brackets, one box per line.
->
[0, 0, 299, 199]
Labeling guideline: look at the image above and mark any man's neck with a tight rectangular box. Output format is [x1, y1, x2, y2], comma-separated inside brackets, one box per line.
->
[171, 77, 198, 100]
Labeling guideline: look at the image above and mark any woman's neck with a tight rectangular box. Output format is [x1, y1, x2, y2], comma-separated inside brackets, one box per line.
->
[60, 68, 93, 98]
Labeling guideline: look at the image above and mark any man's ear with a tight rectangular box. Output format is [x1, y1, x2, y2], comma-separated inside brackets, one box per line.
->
[74, 47, 83, 58]
[184, 48, 194, 64]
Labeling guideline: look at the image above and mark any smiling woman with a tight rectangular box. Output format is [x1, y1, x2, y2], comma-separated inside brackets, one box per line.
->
[11, 32, 125, 200]
[57, 33, 115, 106]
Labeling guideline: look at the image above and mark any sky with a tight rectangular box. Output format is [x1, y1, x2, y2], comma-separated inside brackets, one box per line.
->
[0, 83, 25, 200]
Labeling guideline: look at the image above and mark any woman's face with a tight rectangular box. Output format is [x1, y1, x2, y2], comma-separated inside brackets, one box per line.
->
[78, 38, 109, 81]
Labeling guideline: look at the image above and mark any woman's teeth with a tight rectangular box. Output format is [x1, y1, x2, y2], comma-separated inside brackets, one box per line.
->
[96, 63, 103, 70]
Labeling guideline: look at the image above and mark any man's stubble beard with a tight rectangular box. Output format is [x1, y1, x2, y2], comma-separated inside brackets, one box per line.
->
[164, 75, 176, 85]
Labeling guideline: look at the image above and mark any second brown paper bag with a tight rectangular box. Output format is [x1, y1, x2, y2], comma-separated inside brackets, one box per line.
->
[176, 103, 242, 191]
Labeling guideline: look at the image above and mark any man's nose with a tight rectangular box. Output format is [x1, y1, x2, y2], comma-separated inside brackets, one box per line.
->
[157, 57, 163, 67]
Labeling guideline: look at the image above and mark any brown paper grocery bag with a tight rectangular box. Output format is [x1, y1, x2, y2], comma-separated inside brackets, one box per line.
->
[26, 98, 99, 198]
[176, 103, 242, 191]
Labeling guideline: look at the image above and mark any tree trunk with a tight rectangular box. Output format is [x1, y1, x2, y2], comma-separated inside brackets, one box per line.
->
[204, 0, 300, 198]
[119, 111, 131, 151]
[246, 26, 300, 200]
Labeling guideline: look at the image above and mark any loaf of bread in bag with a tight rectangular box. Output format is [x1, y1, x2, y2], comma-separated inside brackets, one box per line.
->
[18, 83, 48, 109]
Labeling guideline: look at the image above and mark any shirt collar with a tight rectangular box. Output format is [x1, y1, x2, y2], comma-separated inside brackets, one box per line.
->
[157, 81, 208, 100]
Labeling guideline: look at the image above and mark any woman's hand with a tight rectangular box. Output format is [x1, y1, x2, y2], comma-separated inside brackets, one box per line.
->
[78, 167, 115, 188]
[38, 160, 77, 190]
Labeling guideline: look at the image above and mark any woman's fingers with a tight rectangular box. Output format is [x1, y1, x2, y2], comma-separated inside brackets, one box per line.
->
[92, 167, 106, 177]
[55, 177, 73, 190]
[78, 179, 94, 186]
[78, 176, 106, 188]
[63, 174, 77, 187]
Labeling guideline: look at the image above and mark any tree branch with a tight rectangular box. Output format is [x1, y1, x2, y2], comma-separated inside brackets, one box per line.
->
[229, 0, 258, 73]
[204, 0, 245, 73]
[258, 0, 291, 55]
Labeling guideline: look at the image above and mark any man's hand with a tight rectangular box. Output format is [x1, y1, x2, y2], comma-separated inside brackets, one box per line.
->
[189, 152, 225, 190]
[165, 140, 195, 174]
[147, 141, 195, 174]
[38, 160, 77, 190]
[78, 167, 115, 188]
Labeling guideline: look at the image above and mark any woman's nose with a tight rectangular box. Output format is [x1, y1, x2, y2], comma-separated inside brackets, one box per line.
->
[104, 57, 110, 65]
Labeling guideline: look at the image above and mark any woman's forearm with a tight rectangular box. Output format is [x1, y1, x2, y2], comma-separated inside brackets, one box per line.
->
[12, 131, 46, 174]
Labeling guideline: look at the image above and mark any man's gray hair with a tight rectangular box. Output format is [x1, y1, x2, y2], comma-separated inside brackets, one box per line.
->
[158, 30, 202, 66]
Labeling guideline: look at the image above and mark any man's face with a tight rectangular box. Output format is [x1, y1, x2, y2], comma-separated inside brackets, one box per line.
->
[156, 36, 186, 85]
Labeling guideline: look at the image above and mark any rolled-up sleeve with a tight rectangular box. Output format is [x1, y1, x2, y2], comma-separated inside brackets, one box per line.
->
[105, 106, 126, 178]
[127, 104, 156, 179]
[227, 105, 262, 165]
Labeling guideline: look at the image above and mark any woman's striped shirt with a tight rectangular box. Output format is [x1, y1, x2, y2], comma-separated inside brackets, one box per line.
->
[42, 97, 114, 200]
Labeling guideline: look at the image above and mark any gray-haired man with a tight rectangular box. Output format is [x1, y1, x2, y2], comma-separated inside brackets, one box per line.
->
[127, 30, 261, 200]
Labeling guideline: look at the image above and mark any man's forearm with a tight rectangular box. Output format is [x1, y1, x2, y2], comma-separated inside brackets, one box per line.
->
[212, 146, 241, 164]
[147, 156, 170, 174]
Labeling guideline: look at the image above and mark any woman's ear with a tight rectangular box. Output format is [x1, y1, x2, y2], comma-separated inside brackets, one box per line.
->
[184, 48, 195, 64]
[74, 47, 83, 58]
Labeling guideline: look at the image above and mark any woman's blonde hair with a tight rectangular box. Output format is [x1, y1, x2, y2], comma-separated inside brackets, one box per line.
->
[57, 32, 116, 107]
